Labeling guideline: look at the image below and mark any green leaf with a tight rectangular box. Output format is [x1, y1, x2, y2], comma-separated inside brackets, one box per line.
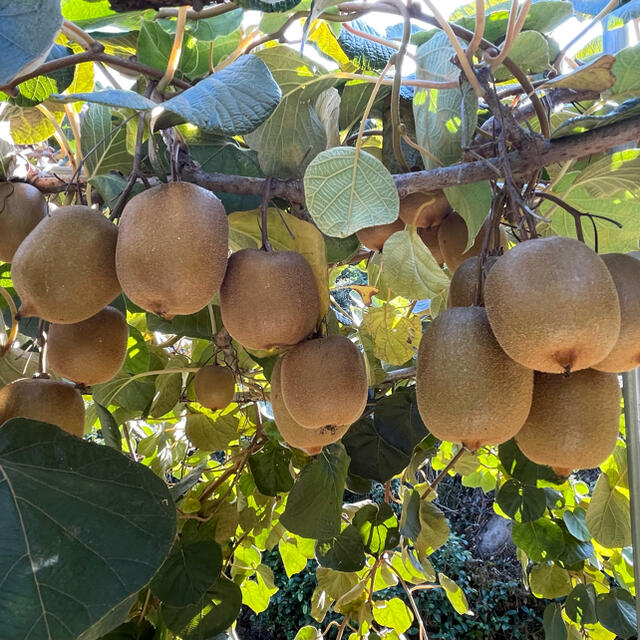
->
[552, 96, 640, 137]
[352, 503, 400, 556]
[512, 519, 565, 562]
[417, 500, 450, 555]
[99, 619, 155, 640]
[0, 1, 63, 86]
[245, 46, 336, 178]
[610, 43, 640, 100]
[161, 575, 242, 640]
[149, 355, 188, 419]
[95, 402, 122, 451]
[89, 174, 144, 212]
[151, 530, 222, 606]
[56, 89, 156, 111]
[159, 8, 243, 41]
[585, 473, 632, 548]
[280, 443, 350, 539]
[185, 411, 238, 452]
[0, 418, 176, 639]
[528, 563, 571, 599]
[562, 507, 591, 542]
[496, 479, 547, 522]
[315, 524, 366, 572]
[123, 325, 150, 375]
[378, 228, 450, 300]
[337, 19, 394, 71]
[494, 31, 550, 82]
[343, 388, 428, 483]
[242, 564, 278, 614]
[372, 598, 414, 634]
[596, 589, 637, 639]
[363, 304, 421, 366]
[146, 307, 215, 340]
[543, 603, 567, 640]
[294, 627, 323, 640]
[93, 371, 156, 413]
[443, 182, 492, 252]
[557, 529, 593, 569]
[248, 441, 294, 496]
[498, 439, 562, 486]
[304, 147, 399, 237]
[413, 32, 478, 169]
[399, 489, 421, 540]
[565, 584, 598, 625]
[279, 536, 310, 577]
[439, 573, 472, 615]
[81, 104, 132, 177]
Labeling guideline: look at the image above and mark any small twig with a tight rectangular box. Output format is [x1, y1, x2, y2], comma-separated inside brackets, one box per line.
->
[61, 20, 103, 52]
[465, 0, 485, 62]
[122, 422, 137, 460]
[421, 447, 466, 500]
[96, 61, 123, 90]
[137, 589, 152, 625]
[260, 178, 274, 251]
[386, 560, 430, 640]
[158, 6, 188, 94]
[336, 616, 350, 640]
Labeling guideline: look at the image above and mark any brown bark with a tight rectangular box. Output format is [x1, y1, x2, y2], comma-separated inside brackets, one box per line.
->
[108, 0, 202, 10]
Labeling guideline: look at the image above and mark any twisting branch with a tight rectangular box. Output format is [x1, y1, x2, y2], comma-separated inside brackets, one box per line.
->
[421, 447, 466, 500]
[157, 5, 189, 93]
[465, 0, 485, 62]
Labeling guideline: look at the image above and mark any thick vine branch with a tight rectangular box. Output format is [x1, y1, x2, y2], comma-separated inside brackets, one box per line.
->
[178, 115, 640, 203]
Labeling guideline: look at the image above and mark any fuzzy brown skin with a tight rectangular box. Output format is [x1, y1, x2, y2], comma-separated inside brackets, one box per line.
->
[47, 306, 128, 385]
[417, 227, 444, 265]
[0, 378, 85, 437]
[416, 306, 533, 449]
[516, 369, 621, 471]
[220, 249, 320, 351]
[447, 256, 497, 308]
[484, 237, 621, 373]
[593, 253, 640, 372]
[356, 218, 404, 252]
[271, 358, 349, 454]
[398, 190, 451, 228]
[0, 182, 47, 262]
[194, 365, 236, 411]
[116, 182, 228, 319]
[12, 206, 121, 324]
[437, 213, 506, 273]
[280, 335, 368, 430]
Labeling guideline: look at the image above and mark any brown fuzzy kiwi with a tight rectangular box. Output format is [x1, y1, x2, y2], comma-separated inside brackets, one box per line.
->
[116, 182, 228, 319]
[437, 213, 506, 273]
[220, 248, 320, 351]
[417, 227, 444, 265]
[447, 256, 497, 308]
[356, 218, 404, 252]
[47, 306, 128, 385]
[484, 236, 621, 374]
[593, 253, 640, 372]
[0, 182, 47, 262]
[0, 378, 85, 437]
[515, 369, 621, 474]
[280, 335, 368, 429]
[11, 205, 120, 323]
[398, 190, 451, 228]
[194, 365, 236, 410]
[271, 358, 349, 454]
[416, 306, 533, 450]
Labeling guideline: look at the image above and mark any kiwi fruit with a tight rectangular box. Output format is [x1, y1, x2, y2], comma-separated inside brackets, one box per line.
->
[0, 378, 85, 437]
[416, 306, 533, 450]
[271, 358, 349, 455]
[356, 218, 404, 252]
[437, 213, 506, 273]
[220, 249, 320, 351]
[484, 236, 621, 373]
[398, 190, 451, 228]
[447, 256, 497, 308]
[116, 182, 228, 319]
[593, 253, 640, 372]
[47, 306, 128, 385]
[11, 205, 121, 323]
[194, 365, 235, 410]
[0, 182, 47, 262]
[417, 227, 444, 265]
[516, 369, 621, 474]
[280, 335, 368, 429]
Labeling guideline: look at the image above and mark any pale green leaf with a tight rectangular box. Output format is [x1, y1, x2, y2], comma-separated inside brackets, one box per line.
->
[185, 411, 239, 451]
[304, 147, 399, 237]
[363, 304, 421, 366]
[443, 182, 492, 251]
[494, 31, 550, 82]
[585, 473, 632, 548]
[439, 573, 472, 615]
[372, 598, 414, 634]
[81, 104, 132, 177]
[417, 501, 450, 555]
[529, 563, 571, 599]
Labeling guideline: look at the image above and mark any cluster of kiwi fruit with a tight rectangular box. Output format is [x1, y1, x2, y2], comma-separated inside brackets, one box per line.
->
[0, 180, 368, 456]
[416, 233, 635, 475]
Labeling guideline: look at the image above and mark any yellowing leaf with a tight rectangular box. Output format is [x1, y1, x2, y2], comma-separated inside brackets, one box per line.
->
[439, 573, 472, 615]
[544, 54, 616, 91]
[586, 473, 631, 548]
[372, 598, 414, 634]
[308, 21, 351, 67]
[529, 563, 571, 599]
[350, 284, 378, 306]
[363, 304, 421, 366]
[228, 208, 329, 323]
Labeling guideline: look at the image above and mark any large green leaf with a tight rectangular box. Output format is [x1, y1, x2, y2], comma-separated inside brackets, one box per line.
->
[81, 104, 133, 177]
[0, 0, 62, 86]
[248, 441, 294, 496]
[496, 479, 547, 522]
[157, 8, 242, 41]
[372, 598, 413, 634]
[353, 502, 400, 556]
[498, 439, 563, 486]
[565, 584, 598, 625]
[315, 524, 366, 572]
[0, 419, 176, 639]
[280, 443, 350, 539]
[417, 500, 450, 555]
[542, 603, 567, 640]
[528, 563, 571, 599]
[342, 388, 429, 483]
[494, 31, 550, 82]
[304, 147, 399, 237]
[511, 519, 565, 562]
[413, 32, 478, 169]
[596, 589, 637, 639]
[337, 19, 394, 71]
[585, 472, 632, 548]
[610, 43, 640, 100]
[244, 46, 335, 178]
